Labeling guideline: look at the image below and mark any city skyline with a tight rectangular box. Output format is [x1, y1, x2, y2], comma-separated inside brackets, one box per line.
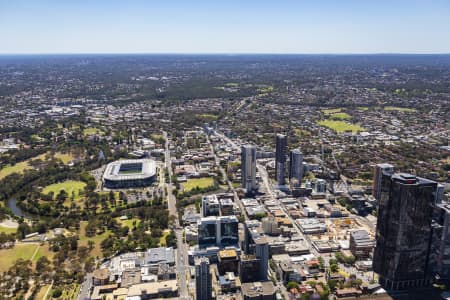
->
[1, 0, 450, 54]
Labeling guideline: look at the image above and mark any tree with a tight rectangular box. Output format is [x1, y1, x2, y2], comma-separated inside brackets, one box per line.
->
[286, 281, 299, 290]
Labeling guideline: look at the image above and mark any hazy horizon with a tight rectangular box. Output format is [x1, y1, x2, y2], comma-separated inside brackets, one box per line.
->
[1, 0, 450, 54]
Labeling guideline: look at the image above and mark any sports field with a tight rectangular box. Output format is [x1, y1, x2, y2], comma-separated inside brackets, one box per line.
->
[384, 106, 417, 112]
[317, 120, 365, 133]
[42, 180, 86, 200]
[0, 243, 53, 272]
[183, 177, 215, 192]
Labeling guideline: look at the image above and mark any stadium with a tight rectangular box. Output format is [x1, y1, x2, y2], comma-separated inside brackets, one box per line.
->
[103, 159, 157, 189]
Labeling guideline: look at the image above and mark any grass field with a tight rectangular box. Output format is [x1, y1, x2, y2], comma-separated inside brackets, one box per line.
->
[322, 108, 342, 115]
[357, 106, 369, 111]
[116, 217, 141, 229]
[159, 229, 170, 247]
[0, 243, 53, 272]
[0, 161, 33, 180]
[384, 106, 417, 112]
[35, 284, 51, 300]
[42, 180, 86, 201]
[183, 177, 215, 192]
[54, 152, 75, 165]
[317, 120, 366, 133]
[330, 112, 352, 120]
[83, 127, 104, 136]
[0, 225, 17, 234]
[78, 221, 112, 258]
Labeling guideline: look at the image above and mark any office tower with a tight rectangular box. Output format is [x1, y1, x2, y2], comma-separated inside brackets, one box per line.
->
[201, 194, 220, 217]
[289, 149, 303, 186]
[432, 203, 450, 282]
[239, 255, 261, 283]
[197, 216, 239, 248]
[372, 163, 394, 200]
[195, 257, 212, 300]
[255, 237, 269, 281]
[373, 173, 437, 290]
[241, 145, 257, 192]
[242, 220, 269, 281]
[315, 178, 327, 193]
[275, 134, 287, 185]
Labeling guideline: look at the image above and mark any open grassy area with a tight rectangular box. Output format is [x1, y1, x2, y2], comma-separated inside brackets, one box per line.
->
[317, 120, 365, 133]
[83, 127, 104, 136]
[0, 161, 33, 180]
[322, 108, 342, 115]
[183, 177, 215, 192]
[197, 114, 219, 121]
[159, 229, 170, 247]
[357, 106, 369, 111]
[330, 112, 352, 120]
[0, 243, 53, 272]
[78, 221, 112, 258]
[384, 106, 417, 112]
[42, 180, 86, 201]
[116, 217, 141, 229]
[35, 284, 51, 300]
[0, 225, 17, 234]
[54, 152, 75, 165]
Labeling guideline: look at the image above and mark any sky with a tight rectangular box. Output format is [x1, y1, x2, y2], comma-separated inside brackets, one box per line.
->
[1, 0, 450, 54]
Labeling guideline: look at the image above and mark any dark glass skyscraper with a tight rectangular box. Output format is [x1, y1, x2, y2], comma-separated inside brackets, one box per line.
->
[289, 148, 303, 186]
[241, 145, 257, 192]
[275, 134, 287, 185]
[195, 257, 212, 300]
[373, 173, 437, 290]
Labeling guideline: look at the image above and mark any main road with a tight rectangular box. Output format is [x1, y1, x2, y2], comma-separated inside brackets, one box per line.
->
[163, 131, 191, 299]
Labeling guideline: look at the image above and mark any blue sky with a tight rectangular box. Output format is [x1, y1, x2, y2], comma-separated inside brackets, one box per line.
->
[1, 0, 450, 54]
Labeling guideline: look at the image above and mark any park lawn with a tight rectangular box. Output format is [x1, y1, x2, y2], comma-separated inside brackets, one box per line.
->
[83, 127, 104, 136]
[42, 180, 86, 201]
[159, 229, 170, 247]
[78, 221, 112, 258]
[0, 225, 17, 234]
[197, 113, 219, 121]
[384, 106, 417, 112]
[322, 108, 342, 115]
[258, 86, 274, 93]
[32, 244, 54, 264]
[183, 177, 215, 192]
[317, 120, 366, 133]
[330, 112, 352, 120]
[116, 217, 141, 229]
[35, 284, 51, 300]
[54, 152, 75, 165]
[0, 243, 49, 272]
[0, 161, 33, 180]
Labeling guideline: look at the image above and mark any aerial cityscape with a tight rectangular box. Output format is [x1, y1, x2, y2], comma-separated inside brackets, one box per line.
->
[0, 1, 449, 300]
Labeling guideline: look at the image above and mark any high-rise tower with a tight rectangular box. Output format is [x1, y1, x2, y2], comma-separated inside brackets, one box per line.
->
[275, 134, 287, 185]
[195, 257, 212, 300]
[241, 145, 257, 192]
[289, 148, 303, 186]
[373, 173, 437, 290]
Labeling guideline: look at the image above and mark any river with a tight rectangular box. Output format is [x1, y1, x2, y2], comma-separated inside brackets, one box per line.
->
[7, 198, 33, 219]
